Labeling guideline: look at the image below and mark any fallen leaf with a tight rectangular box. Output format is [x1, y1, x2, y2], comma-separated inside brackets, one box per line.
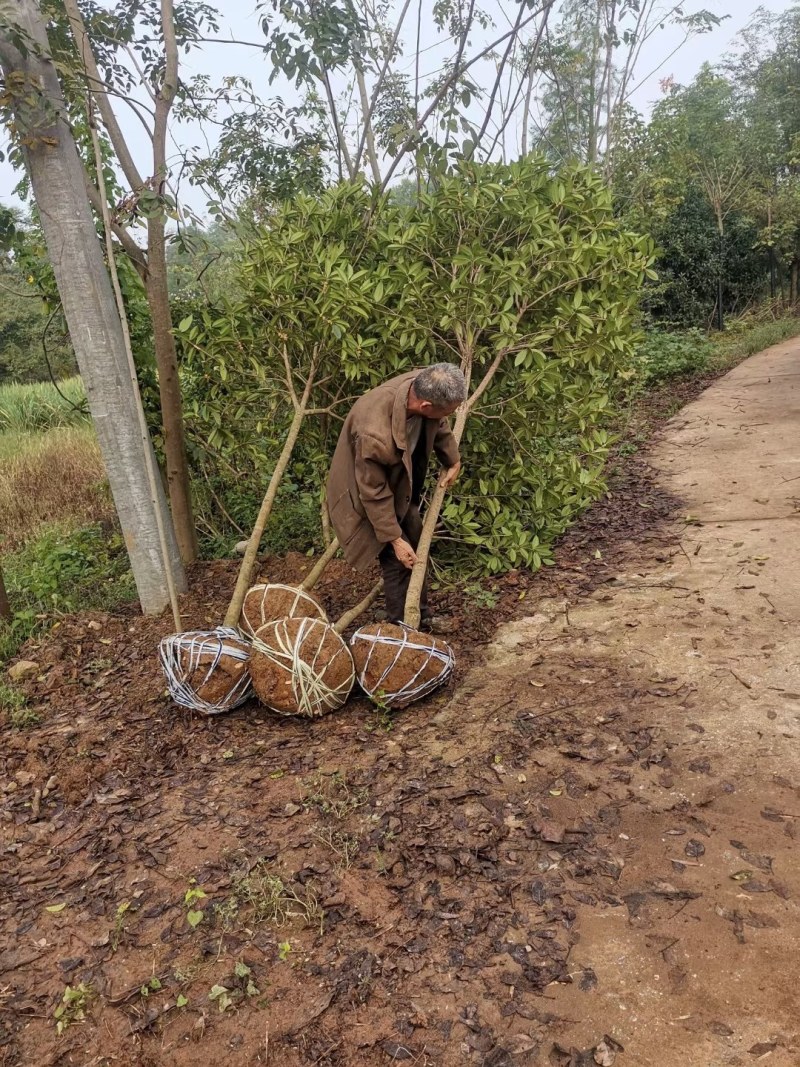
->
[748, 1041, 778, 1057]
[45, 903, 67, 914]
[380, 1040, 415, 1060]
[505, 1033, 538, 1055]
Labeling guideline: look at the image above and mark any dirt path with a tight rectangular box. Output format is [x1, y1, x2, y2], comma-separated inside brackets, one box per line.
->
[485, 338, 800, 1064]
[2, 341, 799, 1067]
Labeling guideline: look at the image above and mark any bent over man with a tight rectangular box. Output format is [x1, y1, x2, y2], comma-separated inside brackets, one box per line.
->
[326, 364, 466, 629]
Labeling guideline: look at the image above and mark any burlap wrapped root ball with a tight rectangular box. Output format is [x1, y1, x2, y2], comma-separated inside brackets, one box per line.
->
[350, 622, 455, 708]
[240, 583, 327, 637]
[159, 627, 252, 715]
[250, 617, 354, 718]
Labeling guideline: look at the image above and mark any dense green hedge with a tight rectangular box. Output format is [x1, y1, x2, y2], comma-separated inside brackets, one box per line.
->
[176, 157, 652, 573]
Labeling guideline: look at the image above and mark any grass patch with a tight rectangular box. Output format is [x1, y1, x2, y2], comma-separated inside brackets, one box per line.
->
[0, 425, 111, 551]
[0, 376, 89, 435]
[0, 521, 136, 665]
[0, 678, 39, 727]
[712, 314, 800, 365]
[303, 771, 369, 820]
[215, 859, 325, 934]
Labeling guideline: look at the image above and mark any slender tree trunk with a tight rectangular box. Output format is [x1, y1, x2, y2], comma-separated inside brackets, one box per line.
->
[146, 215, 198, 563]
[521, 64, 535, 156]
[301, 537, 340, 592]
[716, 214, 725, 332]
[0, 0, 186, 614]
[403, 403, 469, 629]
[148, 0, 198, 564]
[65, 0, 198, 564]
[0, 562, 10, 621]
[333, 580, 382, 634]
[224, 370, 316, 627]
[791, 257, 799, 308]
[355, 65, 382, 184]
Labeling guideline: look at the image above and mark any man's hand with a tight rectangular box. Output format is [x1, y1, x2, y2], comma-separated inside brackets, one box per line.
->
[439, 460, 461, 490]
[392, 537, 418, 570]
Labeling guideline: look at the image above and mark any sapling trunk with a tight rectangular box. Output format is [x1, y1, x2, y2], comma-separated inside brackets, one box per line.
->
[301, 537, 340, 592]
[403, 404, 470, 629]
[403, 351, 504, 628]
[333, 580, 383, 634]
[225, 370, 316, 627]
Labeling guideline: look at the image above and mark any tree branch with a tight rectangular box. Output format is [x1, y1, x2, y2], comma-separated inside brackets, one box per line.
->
[62, 0, 145, 192]
[381, 1, 552, 190]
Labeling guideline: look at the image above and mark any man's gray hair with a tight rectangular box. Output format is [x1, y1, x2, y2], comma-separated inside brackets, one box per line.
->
[414, 363, 467, 408]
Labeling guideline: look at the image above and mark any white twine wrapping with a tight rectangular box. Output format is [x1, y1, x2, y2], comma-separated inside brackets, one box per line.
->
[241, 583, 327, 636]
[251, 617, 355, 718]
[159, 626, 252, 715]
[350, 623, 455, 708]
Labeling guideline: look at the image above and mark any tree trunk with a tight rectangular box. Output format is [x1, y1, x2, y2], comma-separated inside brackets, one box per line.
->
[0, 562, 10, 621]
[355, 65, 382, 184]
[146, 217, 198, 564]
[0, 0, 186, 614]
[791, 257, 799, 308]
[148, 0, 198, 565]
[224, 369, 317, 627]
[403, 403, 469, 629]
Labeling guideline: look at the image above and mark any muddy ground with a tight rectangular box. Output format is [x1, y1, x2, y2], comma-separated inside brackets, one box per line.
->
[2, 344, 800, 1067]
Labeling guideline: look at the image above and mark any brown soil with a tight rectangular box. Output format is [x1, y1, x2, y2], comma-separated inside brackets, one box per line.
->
[181, 632, 251, 709]
[350, 623, 454, 708]
[250, 618, 354, 717]
[3, 341, 800, 1067]
[241, 585, 327, 637]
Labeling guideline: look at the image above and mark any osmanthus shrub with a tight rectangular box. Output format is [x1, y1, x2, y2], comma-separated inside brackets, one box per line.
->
[176, 158, 652, 587]
[377, 156, 653, 598]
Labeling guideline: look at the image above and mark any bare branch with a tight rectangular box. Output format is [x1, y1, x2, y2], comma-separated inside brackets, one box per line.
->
[62, 0, 145, 192]
[381, 1, 552, 190]
[352, 0, 414, 175]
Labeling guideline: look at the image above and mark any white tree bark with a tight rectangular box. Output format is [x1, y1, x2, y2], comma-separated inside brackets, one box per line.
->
[0, 0, 186, 614]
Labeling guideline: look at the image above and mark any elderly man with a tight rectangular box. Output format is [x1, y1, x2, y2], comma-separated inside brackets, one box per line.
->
[326, 363, 466, 630]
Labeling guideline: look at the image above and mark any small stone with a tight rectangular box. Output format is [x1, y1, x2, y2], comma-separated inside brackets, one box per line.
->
[87, 621, 102, 631]
[8, 660, 39, 682]
[234, 540, 250, 556]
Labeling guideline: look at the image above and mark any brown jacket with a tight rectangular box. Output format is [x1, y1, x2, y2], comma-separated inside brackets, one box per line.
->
[326, 371, 460, 571]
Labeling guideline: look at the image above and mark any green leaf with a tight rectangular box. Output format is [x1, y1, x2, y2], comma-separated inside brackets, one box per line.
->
[187, 910, 204, 929]
[176, 994, 188, 1008]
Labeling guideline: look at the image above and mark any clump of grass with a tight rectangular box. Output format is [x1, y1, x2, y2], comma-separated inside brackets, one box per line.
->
[0, 521, 135, 665]
[712, 314, 800, 364]
[0, 376, 88, 436]
[311, 825, 360, 869]
[0, 425, 110, 552]
[0, 679, 39, 727]
[216, 859, 325, 934]
[303, 771, 369, 820]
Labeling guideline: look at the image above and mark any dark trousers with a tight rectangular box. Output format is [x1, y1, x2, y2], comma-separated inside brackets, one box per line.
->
[378, 503, 429, 623]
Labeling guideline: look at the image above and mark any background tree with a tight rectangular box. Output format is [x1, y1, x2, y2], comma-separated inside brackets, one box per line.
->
[0, 0, 186, 614]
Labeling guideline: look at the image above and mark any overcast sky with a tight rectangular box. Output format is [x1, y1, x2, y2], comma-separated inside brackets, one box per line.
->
[0, 0, 793, 217]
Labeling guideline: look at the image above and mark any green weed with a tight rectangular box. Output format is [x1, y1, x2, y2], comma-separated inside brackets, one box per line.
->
[304, 771, 369, 820]
[53, 982, 93, 1035]
[223, 860, 325, 934]
[0, 679, 39, 728]
[312, 825, 360, 869]
[0, 522, 135, 666]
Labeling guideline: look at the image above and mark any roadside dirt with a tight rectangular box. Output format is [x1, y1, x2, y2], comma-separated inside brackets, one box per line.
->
[2, 341, 799, 1067]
